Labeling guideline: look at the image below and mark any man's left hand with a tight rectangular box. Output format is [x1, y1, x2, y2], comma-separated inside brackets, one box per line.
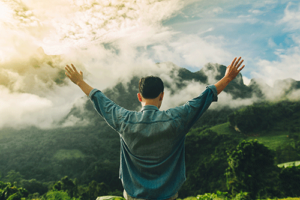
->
[65, 64, 84, 85]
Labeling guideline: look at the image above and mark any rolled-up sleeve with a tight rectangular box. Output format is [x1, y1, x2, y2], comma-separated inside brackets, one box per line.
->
[207, 85, 218, 102]
[89, 89, 128, 132]
[167, 85, 218, 134]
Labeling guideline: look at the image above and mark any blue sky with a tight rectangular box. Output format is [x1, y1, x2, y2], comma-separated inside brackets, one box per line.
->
[160, 0, 300, 84]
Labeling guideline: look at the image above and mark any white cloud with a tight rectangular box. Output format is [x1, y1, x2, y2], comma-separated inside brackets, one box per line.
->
[253, 2, 300, 86]
[248, 9, 262, 14]
[237, 14, 259, 24]
[242, 76, 251, 85]
[212, 7, 223, 14]
[0, 1, 14, 22]
[0, 86, 50, 128]
[268, 38, 277, 48]
[211, 92, 257, 109]
[253, 47, 300, 86]
[37, 0, 189, 53]
[160, 80, 207, 110]
[152, 34, 232, 69]
[287, 89, 300, 101]
[279, 2, 300, 30]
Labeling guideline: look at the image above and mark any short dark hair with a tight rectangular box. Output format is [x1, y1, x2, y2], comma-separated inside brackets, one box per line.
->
[139, 76, 164, 99]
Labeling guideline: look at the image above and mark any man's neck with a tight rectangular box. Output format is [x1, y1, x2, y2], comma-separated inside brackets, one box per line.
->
[141, 101, 159, 109]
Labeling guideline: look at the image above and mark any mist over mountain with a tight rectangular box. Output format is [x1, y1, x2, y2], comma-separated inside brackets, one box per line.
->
[62, 60, 300, 123]
[2, 50, 300, 131]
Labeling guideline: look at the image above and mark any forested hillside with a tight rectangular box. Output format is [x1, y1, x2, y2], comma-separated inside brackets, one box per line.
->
[1, 64, 300, 199]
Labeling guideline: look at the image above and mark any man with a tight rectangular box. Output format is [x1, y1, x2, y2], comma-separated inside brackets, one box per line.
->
[65, 57, 245, 200]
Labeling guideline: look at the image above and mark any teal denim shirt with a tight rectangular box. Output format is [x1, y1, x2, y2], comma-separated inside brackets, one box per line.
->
[89, 85, 218, 200]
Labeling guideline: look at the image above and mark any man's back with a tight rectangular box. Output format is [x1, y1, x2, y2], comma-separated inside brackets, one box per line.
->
[120, 105, 186, 200]
[122, 105, 183, 158]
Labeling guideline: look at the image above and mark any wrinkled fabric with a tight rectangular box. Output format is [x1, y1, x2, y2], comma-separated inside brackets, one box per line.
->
[89, 85, 218, 200]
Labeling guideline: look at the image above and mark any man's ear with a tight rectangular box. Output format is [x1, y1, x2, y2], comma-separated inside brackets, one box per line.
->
[137, 93, 143, 102]
[159, 92, 164, 101]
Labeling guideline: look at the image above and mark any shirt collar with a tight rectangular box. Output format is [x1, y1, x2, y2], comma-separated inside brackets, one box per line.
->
[140, 105, 159, 111]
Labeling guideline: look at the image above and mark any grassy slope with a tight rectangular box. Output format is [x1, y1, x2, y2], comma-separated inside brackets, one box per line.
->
[209, 119, 300, 169]
[209, 122, 297, 150]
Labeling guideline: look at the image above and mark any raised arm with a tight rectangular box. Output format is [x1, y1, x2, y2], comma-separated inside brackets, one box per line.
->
[65, 64, 128, 133]
[214, 57, 245, 94]
[65, 64, 93, 96]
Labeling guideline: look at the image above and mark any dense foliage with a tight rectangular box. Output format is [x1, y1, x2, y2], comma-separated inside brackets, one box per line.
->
[179, 128, 241, 197]
[226, 140, 279, 199]
[1, 129, 300, 199]
[0, 181, 28, 200]
[228, 101, 300, 134]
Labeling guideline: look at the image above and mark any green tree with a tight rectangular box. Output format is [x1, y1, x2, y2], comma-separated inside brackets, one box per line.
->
[179, 128, 241, 197]
[226, 140, 279, 199]
[4, 171, 23, 186]
[87, 181, 109, 200]
[52, 176, 77, 198]
[73, 178, 79, 198]
[0, 181, 28, 200]
[61, 176, 76, 198]
[53, 181, 62, 191]
[20, 179, 48, 196]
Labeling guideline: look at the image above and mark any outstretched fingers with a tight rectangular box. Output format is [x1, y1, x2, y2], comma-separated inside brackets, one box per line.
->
[230, 57, 237, 67]
[234, 57, 241, 67]
[65, 65, 73, 74]
[238, 65, 245, 72]
[236, 59, 244, 68]
[65, 71, 71, 78]
[71, 64, 78, 72]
